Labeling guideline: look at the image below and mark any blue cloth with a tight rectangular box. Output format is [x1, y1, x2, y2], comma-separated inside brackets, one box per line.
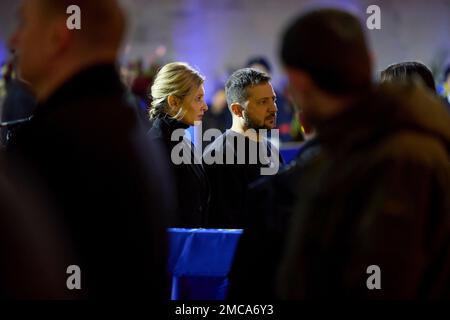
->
[168, 228, 243, 300]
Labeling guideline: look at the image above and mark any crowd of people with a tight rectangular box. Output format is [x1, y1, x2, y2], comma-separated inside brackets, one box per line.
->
[0, 0, 449, 300]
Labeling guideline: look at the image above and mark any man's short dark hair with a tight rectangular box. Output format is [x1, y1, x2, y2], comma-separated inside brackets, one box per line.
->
[225, 68, 271, 107]
[281, 8, 372, 95]
[380, 61, 436, 92]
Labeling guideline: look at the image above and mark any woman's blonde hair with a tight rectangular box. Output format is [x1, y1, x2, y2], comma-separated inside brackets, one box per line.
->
[149, 62, 205, 120]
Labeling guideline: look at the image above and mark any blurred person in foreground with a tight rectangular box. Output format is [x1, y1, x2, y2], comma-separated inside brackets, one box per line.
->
[7, 0, 173, 299]
[228, 105, 320, 299]
[0, 153, 75, 299]
[276, 8, 450, 299]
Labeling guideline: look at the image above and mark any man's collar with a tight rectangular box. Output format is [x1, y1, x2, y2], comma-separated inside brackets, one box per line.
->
[33, 63, 123, 118]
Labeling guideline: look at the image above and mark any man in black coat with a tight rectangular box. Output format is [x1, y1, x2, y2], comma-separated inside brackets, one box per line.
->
[276, 8, 450, 299]
[6, 0, 173, 299]
[203, 68, 283, 228]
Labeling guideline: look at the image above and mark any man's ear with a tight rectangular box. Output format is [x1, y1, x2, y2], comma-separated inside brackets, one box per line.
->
[230, 103, 243, 117]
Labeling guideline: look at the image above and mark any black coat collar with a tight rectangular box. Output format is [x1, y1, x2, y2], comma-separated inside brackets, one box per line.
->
[34, 64, 124, 120]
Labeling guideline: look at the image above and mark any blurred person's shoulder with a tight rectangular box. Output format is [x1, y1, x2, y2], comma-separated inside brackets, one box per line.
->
[369, 82, 450, 167]
[250, 139, 321, 192]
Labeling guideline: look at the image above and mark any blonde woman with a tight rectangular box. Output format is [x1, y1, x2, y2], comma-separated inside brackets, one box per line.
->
[148, 62, 210, 227]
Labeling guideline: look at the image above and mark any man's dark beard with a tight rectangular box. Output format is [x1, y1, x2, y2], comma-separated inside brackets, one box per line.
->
[243, 112, 275, 130]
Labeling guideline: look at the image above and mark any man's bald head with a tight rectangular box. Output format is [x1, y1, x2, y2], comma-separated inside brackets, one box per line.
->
[10, 0, 127, 102]
[38, 0, 126, 51]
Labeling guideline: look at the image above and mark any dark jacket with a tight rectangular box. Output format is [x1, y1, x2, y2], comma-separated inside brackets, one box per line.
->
[203, 130, 284, 228]
[228, 139, 321, 299]
[7, 64, 173, 299]
[148, 116, 210, 227]
[278, 83, 450, 299]
[0, 154, 74, 299]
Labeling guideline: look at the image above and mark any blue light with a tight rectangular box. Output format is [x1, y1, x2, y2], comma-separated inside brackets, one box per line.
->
[171, 0, 219, 102]
[0, 39, 7, 66]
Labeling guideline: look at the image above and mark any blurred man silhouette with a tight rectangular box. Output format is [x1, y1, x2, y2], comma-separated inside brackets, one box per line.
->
[0, 153, 75, 299]
[277, 8, 450, 299]
[7, 0, 173, 299]
[228, 107, 320, 299]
